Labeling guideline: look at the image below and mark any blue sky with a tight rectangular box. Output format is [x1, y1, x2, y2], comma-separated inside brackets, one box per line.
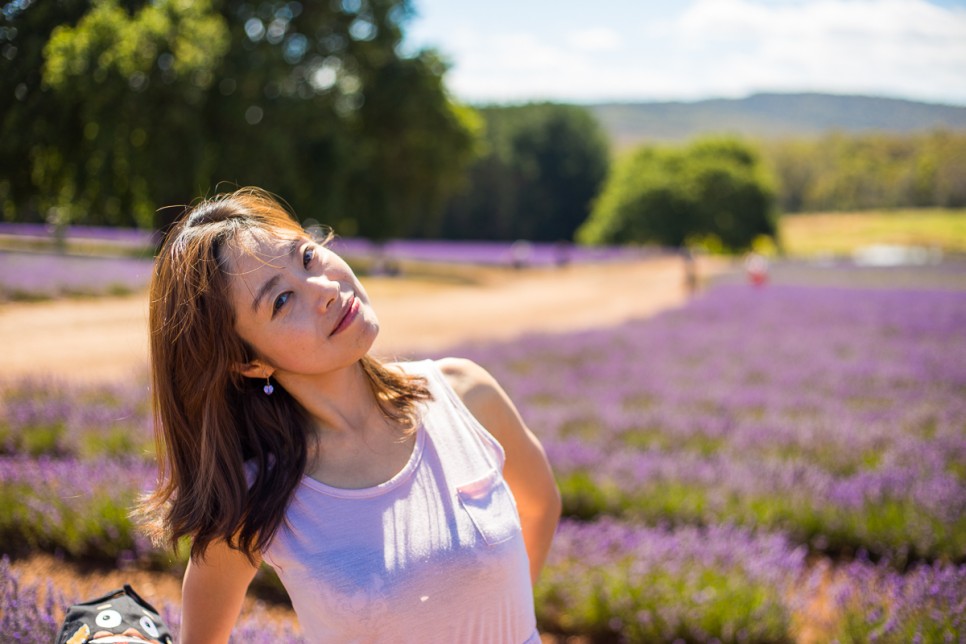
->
[402, 0, 966, 106]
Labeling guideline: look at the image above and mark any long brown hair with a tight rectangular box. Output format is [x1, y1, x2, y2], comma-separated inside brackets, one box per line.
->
[135, 187, 430, 564]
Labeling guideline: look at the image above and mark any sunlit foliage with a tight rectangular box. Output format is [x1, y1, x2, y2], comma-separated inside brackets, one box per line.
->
[0, 0, 478, 238]
[578, 136, 778, 252]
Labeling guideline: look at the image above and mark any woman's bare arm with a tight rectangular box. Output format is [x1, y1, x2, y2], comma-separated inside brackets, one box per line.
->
[438, 357, 562, 585]
[180, 540, 260, 644]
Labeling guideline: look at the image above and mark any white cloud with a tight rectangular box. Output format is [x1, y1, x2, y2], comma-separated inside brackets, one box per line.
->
[445, 30, 600, 102]
[567, 27, 623, 52]
[489, 33, 575, 70]
[417, 0, 966, 104]
[666, 0, 966, 100]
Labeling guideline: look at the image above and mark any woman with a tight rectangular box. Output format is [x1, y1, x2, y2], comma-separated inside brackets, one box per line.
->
[136, 188, 561, 643]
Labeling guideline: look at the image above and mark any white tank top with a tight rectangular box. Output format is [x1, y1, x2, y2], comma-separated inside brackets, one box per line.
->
[259, 360, 539, 643]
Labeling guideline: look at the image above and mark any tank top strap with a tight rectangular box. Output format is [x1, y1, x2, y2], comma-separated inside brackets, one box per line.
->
[398, 359, 506, 475]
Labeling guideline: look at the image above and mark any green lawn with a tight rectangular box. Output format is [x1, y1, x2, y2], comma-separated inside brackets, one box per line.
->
[777, 208, 966, 256]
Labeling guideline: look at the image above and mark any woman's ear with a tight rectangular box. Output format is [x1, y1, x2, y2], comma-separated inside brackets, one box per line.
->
[236, 361, 273, 380]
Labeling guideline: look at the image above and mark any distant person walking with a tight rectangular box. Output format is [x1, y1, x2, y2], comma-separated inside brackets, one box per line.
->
[681, 247, 698, 297]
[136, 188, 560, 643]
[509, 240, 533, 270]
[745, 252, 769, 287]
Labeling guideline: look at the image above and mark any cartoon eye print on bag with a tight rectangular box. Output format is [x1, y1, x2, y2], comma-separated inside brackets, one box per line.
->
[94, 607, 123, 629]
[90, 602, 161, 638]
[139, 615, 161, 638]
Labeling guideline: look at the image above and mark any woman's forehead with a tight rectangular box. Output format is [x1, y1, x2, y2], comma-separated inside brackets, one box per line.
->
[223, 230, 300, 314]
[226, 228, 302, 268]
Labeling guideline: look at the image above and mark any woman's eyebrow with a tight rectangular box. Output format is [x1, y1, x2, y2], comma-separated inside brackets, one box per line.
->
[250, 239, 300, 314]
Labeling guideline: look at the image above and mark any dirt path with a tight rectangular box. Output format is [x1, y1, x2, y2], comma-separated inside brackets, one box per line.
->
[0, 255, 727, 383]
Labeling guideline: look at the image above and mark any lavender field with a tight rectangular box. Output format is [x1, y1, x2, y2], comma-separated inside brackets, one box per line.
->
[1, 272, 965, 641]
[446, 279, 966, 641]
[461, 286, 966, 562]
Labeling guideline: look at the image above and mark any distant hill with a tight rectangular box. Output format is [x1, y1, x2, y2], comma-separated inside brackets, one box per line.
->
[587, 93, 966, 148]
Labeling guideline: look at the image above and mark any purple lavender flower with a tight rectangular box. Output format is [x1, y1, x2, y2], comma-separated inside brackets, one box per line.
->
[0, 456, 156, 561]
[0, 378, 152, 458]
[0, 556, 61, 643]
[536, 518, 814, 641]
[0, 251, 154, 300]
[832, 558, 966, 641]
[439, 284, 966, 561]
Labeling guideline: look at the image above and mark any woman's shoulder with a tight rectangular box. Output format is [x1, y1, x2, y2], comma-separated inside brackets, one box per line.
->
[432, 358, 514, 427]
[431, 358, 533, 464]
[385, 357, 504, 421]
[385, 357, 485, 390]
[432, 357, 492, 398]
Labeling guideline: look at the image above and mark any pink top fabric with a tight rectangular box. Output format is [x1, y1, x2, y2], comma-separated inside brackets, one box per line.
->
[259, 360, 539, 643]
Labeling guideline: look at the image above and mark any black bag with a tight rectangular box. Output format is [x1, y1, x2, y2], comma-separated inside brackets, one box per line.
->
[55, 584, 174, 644]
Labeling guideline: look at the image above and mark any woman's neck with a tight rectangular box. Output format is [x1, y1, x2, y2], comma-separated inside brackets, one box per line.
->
[278, 361, 382, 436]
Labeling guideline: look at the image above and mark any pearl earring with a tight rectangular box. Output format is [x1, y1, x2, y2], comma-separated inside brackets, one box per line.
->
[263, 376, 274, 396]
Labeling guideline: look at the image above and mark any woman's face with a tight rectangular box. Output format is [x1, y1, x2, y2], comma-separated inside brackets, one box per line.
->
[225, 228, 379, 382]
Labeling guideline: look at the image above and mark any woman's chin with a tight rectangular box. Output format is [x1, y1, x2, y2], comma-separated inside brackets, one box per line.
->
[359, 319, 380, 353]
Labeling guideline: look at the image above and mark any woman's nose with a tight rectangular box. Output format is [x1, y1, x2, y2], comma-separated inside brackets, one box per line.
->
[308, 274, 340, 310]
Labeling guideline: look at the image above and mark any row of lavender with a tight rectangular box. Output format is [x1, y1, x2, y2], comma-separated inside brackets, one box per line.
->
[0, 252, 154, 300]
[2, 281, 965, 639]
[0, 227, 651, 300]
[0, 223, 648, 266]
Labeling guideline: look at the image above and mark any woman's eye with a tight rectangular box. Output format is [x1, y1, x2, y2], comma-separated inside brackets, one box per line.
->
[272, 291, 290, 316]
[303, 245, 315, 268]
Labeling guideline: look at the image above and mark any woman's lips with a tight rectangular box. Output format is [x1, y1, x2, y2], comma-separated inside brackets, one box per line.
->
[331, 295, 360, 336]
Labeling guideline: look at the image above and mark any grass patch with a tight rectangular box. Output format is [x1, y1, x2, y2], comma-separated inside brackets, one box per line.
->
[3, 289, 53, 303]
[778, 208, 966, 257]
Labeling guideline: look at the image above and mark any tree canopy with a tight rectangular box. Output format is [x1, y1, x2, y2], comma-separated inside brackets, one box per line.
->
[437, 103, 610, 242]
[578, 137, 778, 252]
[0, 0, 478, 237]
[762, 130, 966, 213]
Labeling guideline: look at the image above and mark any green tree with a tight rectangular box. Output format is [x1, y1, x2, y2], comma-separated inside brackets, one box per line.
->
[339, 49, 481, 239]
[2, 0, 478, 236]
[40, 0, 229, 228]
[439, 103, 610, 241]
[578, 137, 778, 252]
[686, 138, 779, 251]
[761, 130, 966, 213]
[0, 0, 89, 222]
[194, 0, 478, 239]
